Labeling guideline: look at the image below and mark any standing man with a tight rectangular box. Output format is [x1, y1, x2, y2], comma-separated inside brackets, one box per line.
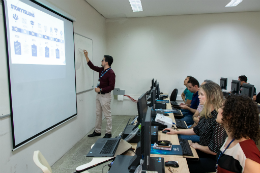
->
[84, 50, 115, 138]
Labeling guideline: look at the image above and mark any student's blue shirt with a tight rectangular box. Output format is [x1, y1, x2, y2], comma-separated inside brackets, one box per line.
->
[183, 88, 193, 101]
[190, 91, 200, 110]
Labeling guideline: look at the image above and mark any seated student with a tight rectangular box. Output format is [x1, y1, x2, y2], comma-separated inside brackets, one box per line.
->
[181, 76, 194, 105]
[238, 75, 256, 95]
[164, 82, 227, 173]
[216, 95, 260, 173]
[180, 77, 200, 126]
[189, 80, 214, 129]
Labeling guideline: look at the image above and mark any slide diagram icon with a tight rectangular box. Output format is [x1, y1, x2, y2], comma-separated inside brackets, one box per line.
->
[14, 41, 21, 55]
[45, 46, 49, 58]
[13, 14, 18, 21]
[32, 44, 37, 56]
[56, 48, 59, 59]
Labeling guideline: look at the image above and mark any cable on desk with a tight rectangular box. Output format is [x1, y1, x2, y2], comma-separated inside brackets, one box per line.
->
[124, 95, 137, 103]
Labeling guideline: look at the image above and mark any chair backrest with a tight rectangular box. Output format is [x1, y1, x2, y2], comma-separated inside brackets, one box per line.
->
[170, 88, 178, 101]
[33, 150, 52, 173]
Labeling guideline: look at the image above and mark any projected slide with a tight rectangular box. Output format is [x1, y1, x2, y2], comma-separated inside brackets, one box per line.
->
[6, 0, 65, 65]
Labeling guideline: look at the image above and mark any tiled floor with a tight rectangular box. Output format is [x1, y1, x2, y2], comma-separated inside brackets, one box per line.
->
[51, 115, 135, 173]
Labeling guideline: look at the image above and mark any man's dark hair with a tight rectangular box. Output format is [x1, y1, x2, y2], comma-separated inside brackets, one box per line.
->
[188, 77, 200, 87]
[222, 95, 260, 141]
[239, 75, 247, 82]
[187, 76, 192, 78]
[104, 55, 113, 66]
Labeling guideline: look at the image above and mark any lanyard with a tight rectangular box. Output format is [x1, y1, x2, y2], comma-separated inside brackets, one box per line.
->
[216, 138, 235, 170]
[99, 68, 111, 81]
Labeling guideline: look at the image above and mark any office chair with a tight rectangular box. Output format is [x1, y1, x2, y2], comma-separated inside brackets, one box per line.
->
[33, 150, 52, 173]
[170, 88, 178, 102]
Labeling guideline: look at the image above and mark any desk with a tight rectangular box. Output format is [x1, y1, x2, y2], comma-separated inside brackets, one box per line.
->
[124, 96, 199, 173]
[164, 97, 183, 117]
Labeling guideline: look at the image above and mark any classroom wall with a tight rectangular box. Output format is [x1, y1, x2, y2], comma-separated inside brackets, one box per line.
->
[107, 12, 260, 115]
[0, 0, 106, 172]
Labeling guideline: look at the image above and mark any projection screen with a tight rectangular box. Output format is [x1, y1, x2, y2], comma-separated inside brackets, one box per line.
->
[2, 0, 77, 149]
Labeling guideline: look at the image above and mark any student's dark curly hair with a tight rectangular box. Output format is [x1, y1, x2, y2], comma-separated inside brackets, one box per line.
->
[222, 95, 260, 141]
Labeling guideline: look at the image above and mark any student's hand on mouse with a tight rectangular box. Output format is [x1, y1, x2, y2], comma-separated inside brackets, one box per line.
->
[190, 142, 200, 149]
[163, 128, 178, 135]
[179, 103, 185, 106]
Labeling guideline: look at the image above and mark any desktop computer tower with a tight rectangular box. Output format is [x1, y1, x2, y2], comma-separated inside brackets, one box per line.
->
[151, 126, 158, 144]
[155, 102, 166, 109]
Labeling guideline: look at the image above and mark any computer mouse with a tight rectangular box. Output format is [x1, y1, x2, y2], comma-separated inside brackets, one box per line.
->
[163, 113, 169, 116]
[165, 161, 179, 168]
[162, 130, 170, 134]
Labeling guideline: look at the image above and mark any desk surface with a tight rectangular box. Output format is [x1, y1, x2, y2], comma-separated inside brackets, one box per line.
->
[164, 97, 183, 117]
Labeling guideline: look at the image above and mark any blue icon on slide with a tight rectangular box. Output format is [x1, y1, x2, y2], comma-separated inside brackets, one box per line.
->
[30, 21, 34, 27]
[13, 14, 18, 21]
[56, 48, 60, 59]
[14, 41, 21, 55]
[32, 44, 37, 57]
[45, 46, 49, 58]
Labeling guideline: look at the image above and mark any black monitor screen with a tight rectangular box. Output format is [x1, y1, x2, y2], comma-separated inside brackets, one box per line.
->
[156, 83, 160, 99]
[220, 78, 227, 90]
[150, 88, 156, 109]
[241, 83, 254, 98]
[231, 80, 240, 94]
[137, 93, 148, 124]
[141, 107, 152, 170]
[154, 80, 157, 88]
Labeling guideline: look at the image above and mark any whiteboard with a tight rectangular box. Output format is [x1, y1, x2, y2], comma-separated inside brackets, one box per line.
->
[74, 33, 94, 93]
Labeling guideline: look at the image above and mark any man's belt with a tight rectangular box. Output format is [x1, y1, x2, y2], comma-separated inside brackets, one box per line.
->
[98, 92, 105, 94]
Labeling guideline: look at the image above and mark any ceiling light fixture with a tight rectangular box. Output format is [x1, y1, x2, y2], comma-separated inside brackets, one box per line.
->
[225, 0, 243, 7]
[129, 0, 143, 12]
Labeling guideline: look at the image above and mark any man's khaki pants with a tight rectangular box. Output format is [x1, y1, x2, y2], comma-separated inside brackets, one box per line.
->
[94, 92, 112, 134]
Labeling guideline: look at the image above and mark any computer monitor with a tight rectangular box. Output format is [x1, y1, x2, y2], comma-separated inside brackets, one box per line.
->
[127, 106, 164, 173]
[220, 78, 227, 90]
[141, 107, 152, 170]
[231, 80, 240, 94]
[154, 80, 157, 88]
[156, 83, 160, 99]
[241, 83, 254, 98]
[150, 88, 156, 110]
[137, 93, 148, 125]
[151, 78, 154, 89]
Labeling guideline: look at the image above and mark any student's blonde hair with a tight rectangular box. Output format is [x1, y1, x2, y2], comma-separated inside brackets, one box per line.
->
[200, 82, 223, 118]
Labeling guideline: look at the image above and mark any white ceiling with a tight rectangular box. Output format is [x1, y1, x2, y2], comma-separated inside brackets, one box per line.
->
[85, 0, 260, 18]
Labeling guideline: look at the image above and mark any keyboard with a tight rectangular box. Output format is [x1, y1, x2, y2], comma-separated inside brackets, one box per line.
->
[171, 101, 178, 105]
[179, 139, 193, 156]
[175, 119, 187, 129]
[100, 139, 118, 154]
